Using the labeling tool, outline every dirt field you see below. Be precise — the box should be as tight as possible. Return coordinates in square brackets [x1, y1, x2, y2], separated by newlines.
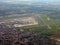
[0, 17, 38, 27]
[13, 17, 38, 27]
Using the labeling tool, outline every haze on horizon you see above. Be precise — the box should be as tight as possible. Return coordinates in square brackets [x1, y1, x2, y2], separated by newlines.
[0, 0, 60, 4]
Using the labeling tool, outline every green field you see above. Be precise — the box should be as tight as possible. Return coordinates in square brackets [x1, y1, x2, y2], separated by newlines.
[0, 14, 60, 34]
[1, 14, 60, 31]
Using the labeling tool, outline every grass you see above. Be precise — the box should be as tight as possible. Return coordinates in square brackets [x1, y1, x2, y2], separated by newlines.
[12, 14, 60, 33]
[1, 13, 60, 34]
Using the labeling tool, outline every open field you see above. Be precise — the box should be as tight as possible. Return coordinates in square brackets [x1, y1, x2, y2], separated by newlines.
[0, 14, 60, 38]
[0, 14, 60, 30]
[0, 14, 49, 32]
[13, 17, 38, 27]
[0, 17, 38, 27]
[35, 14, 60, 39]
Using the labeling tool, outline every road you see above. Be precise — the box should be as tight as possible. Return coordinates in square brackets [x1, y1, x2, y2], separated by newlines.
[35, 15, 51, 29]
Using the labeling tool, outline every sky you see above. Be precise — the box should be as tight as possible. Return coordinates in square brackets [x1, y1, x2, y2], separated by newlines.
[0, 0, 60, 2]
[0, 0, 60, 4]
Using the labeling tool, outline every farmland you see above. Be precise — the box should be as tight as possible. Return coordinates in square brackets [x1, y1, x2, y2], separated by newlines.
[0, 0, 60, 45]
[0, 13, 60, 34]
